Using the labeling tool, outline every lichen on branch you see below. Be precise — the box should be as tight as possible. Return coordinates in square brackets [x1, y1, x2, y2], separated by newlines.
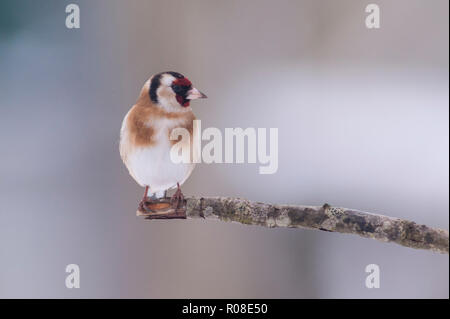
[138, 196, 449, 254]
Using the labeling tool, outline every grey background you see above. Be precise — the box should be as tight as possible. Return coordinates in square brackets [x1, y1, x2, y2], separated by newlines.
[0, 0, 448, 298]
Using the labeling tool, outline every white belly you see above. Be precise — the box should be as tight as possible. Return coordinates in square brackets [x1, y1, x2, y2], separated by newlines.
[126, 141, 195, 192]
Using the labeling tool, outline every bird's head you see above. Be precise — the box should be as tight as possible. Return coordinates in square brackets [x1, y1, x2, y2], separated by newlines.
[148, 71, 207, 112]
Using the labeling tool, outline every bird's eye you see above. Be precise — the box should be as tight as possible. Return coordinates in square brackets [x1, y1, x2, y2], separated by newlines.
[171, 84, 189, 96]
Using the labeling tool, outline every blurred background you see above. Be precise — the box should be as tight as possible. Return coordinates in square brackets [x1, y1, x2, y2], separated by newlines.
[0, 0, 448, 298]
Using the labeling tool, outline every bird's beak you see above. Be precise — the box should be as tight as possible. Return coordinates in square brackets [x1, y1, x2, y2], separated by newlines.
[186, 87, 207, 100]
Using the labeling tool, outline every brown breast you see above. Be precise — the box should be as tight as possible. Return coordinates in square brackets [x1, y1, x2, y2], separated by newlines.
[126, 100, 195, 148]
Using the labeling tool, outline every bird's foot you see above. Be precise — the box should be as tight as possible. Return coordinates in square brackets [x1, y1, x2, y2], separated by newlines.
[170, 184, 184, 209]
[136, 185, 186, 219]
[138, 197, 157, 213]
[170, 183, 186, 218]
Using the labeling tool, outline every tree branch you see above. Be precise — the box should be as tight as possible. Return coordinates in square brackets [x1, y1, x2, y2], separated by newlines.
[137, 196, 449, 254]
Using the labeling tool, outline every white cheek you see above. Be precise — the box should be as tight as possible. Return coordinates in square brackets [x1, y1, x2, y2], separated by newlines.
[158, 92, 178, 110]
[156, 87, 192, 112]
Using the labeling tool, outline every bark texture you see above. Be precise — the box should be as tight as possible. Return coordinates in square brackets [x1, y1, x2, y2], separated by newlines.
[138, 196, 449, 254]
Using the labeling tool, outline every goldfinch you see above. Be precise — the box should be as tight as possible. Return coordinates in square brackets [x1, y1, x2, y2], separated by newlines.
[120, 71, 207, 212]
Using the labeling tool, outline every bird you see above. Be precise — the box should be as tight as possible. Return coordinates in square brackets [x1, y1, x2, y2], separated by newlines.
[119, 71, 207, 215]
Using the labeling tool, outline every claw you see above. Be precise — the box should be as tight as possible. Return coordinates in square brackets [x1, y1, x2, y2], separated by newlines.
[138, 185, 186, 218]
[139, 198, 156, 213]
[170, 182, 185, 209]
[138, 186, 156, 213]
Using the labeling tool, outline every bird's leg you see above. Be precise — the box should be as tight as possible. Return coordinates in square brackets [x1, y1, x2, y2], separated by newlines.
[170, 182, 185, 209]
[137, 185, 186, 219]
[139, 186, 155, 212]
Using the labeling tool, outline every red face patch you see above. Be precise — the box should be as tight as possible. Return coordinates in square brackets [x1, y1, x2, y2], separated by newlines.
[173, 77, 192, 87]
[176, 95, 190, 107]
[172, 77, 192, 107]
